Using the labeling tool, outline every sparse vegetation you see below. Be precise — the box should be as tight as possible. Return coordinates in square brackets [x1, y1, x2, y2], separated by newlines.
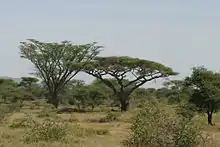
[9, 115, 37, 129]
[0, 40, 220, 147]
[99, 111, 121, 122]
[23, 119, 68, 143]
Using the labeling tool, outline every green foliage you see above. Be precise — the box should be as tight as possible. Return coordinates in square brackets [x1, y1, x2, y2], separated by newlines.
[18, 77, 39, 89]
[68, 85, 89, 110]
[86, 85, 107, 110]
[185, 66, 220, 125]
[0, 78, 36, 105]
[20, 39, 102, 108]
[67, 82, 106, 111]
[23, 119, 68, 143]
[18, 77, 44, 99]
[175, 102, 197, 120]
[123, 100, 202, 147]
[154, 80, 192, 104]
[186, 66, 220, 112]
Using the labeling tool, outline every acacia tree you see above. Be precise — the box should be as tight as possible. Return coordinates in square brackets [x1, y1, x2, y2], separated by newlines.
[78, 56, 177, 112]
[185, 66, 220, 125]
[20, 39, 102, 108]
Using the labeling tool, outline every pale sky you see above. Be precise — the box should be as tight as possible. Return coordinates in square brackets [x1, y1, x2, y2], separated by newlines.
[1, 0, 220, 87]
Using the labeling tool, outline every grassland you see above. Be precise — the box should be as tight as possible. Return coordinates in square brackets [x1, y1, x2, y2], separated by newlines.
[1, 103, 220, 147]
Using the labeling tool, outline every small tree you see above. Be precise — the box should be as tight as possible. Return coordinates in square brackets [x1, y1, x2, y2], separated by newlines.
[67, 84, 106, 111]
[79, 56, 177, 111]
[185, 66, 220, 125]
[69, 85, 89, 111]
[87, 85, 107, 111]
[20, 39, 102, 108]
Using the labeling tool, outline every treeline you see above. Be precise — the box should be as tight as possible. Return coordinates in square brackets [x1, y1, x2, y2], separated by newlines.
[1, 39, 220, 125]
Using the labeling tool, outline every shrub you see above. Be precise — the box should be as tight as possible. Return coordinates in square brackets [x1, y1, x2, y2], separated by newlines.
[23, 119, 68, 143]
[175, 102, 197, 120]
[42, 103, 56, 110]
[92, 128, 109, 135]
[68, 114, 79, 123]
[99, 111, 120, 123]
[123, 100, 202, 147]
[37, 106, 57, 118]
[70, 124, 109, 137]
[9, 115, 37, 129]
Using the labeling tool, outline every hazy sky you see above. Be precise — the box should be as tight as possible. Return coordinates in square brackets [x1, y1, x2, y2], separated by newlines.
[1, 0, 220, 87]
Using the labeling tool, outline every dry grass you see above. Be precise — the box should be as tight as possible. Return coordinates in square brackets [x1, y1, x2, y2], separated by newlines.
[0, 107, 130, 147]
[0, 105, 220, 147]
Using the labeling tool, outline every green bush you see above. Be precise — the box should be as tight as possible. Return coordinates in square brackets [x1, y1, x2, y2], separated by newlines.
[23, 119, 68, 143]
[123, 100, 202, 147]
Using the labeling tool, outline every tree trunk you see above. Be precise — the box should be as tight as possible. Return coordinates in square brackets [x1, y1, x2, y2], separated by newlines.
[48, 92, 59, 108]
[117, 92, 130, 112]
[3, 95, 6, 103]
[120, 99, 129, 112]
[207, 111, 213, 125]
[91, 105, 94, 112]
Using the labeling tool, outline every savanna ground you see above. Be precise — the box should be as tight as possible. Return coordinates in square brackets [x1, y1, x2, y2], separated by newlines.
[1, 101, 220, 147]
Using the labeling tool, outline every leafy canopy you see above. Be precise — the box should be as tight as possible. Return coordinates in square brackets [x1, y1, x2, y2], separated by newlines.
[82, 56, 178, 94]
[185, 66, 220, 113]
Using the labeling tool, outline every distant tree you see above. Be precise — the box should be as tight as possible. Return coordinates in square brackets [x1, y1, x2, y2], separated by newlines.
[91, 78, 123, 107]
[133, 88, 147, 98]
[91, 78, 117, 96]
[145, 88, 156, 96]
[0, 79, 17, 103]
[20, 39, 102, 108]
[86, 85, 107, 111]
[69, 85, 89, 111]
[18, 77, 39, 91]
[163, 80, 192, 104]
[155, 87, 169, 99]
[60, 79, 85, 104]
[185, 66, 220, 125]
[66, 81, 106, 111]
[77, 56, 177, 111]
[0, 79, 34, 104]
[0, 79, 17, 86]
